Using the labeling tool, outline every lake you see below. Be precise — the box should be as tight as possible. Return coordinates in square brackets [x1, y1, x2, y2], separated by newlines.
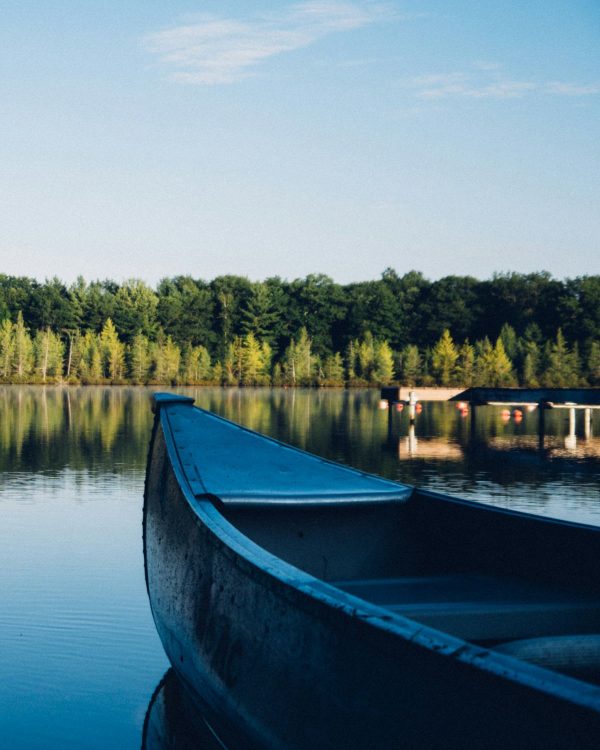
[1, 385, 598, 748]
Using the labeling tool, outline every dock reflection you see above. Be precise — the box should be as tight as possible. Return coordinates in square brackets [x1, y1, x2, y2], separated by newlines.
[142, 670, 230, 750]
[384, 404, 600, 465]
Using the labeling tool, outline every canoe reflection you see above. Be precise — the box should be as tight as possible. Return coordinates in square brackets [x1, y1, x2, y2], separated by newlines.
[142, 669, 230, 750]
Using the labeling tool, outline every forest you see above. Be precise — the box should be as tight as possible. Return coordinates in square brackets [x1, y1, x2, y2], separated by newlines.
[0, 270, 598, 387]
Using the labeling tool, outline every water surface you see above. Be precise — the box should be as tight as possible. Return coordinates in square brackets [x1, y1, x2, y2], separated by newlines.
[1, 386, 598, 748]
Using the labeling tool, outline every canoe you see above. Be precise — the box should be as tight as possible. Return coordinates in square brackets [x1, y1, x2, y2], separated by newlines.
[143, 393, 600, 749]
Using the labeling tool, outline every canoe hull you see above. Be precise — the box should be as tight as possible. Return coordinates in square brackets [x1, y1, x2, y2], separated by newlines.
[144, 403, 600, 749]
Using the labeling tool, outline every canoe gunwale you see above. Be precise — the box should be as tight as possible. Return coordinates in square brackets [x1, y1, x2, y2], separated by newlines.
[145, 395, 600, 729]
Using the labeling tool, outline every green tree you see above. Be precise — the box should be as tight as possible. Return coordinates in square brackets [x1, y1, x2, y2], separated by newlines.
[490, 337, 516, 386]
[240, 283, 280, 342]
[474, 336, 515, 386]
[499, 323, 518, 362]
[13, 312, 34, 380]
[283, 328, 314, 386]
[181, 345, 212, 384]
[241, 333, 271, 385]
[129, 332, 151, 383]
[100, 318, 125, 381]
[112, 279, 158, 343]
[357, 332, 375, 381]
[456, 341, 475, 386]
[399, 345, 421, 386]
[322, 352, 345, 385]
[587, 341, 600, 385]
[431, 330, 458, 386]
[0, 319, 15, 380]
[345, 340, 359, 382]
[541, 329, 578, 387]
[520, 340, 540, 387]
[157, 276, 216, 349]
[34, 328, 64, 382]
[373, 341, 394, 384]
[76, 331, 103, 382]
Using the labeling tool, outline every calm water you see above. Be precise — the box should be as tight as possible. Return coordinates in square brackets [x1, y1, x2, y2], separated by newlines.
[1, 385, 598, 748]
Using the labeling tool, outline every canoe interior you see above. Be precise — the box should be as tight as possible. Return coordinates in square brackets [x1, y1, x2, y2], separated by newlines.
[222, 494, 600, 670]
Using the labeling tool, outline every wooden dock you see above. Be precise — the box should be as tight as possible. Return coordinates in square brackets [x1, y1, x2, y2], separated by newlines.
[449, 388, 600, 409]
[450, 387, 599, 446]
[380, 386, 599, 447]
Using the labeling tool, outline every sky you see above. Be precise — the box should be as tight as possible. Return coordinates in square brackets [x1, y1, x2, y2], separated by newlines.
[1, 1, 599, 286]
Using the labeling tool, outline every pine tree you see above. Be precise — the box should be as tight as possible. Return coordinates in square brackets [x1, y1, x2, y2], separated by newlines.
[357, 332, 375, 381]
[241, 333, 265, 385]
[100, 318, 125, 381]
[294, 328, 314, 385]
[12, 312, 34, 380]
[240, 284, 278, 341]
[77, 330, 103, 382]
[520, 340, 540, 387]
[456, 341, 475, 386]
[345, 340, 358, 383]
[400, 345, 421, 386]
[322, 352, 345, 385]
[34, 328, 64, 382]
[588, 341, 600, 385]
[474, 337, 494, 386]
[0, 319, 15, 380]
[162, 336, 181, 384]
[431, 329, 458, 386]
[499, 323, 518, 362]
[181, 345, 212, 384]
[261, 341, 272, 383]
[490, 337, 516, 386]
[129, 332, 151, 383]
[541, 329, 576, 387]
[373, 341, 394, 384]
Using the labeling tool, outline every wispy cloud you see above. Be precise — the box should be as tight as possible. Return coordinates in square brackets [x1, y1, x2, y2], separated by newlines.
[544, 81, 600, 96]
[145, 2, 394, 85]
[405, 65, 598, 101]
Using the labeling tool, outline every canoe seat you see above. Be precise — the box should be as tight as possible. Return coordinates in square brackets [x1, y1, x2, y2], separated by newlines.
[495, 635, 600, 684]
[334, 574, 600, 642]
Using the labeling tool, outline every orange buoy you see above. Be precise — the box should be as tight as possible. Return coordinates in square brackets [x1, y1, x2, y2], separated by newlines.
[378, 400, 389, 410]
[501, 409, 511, 421]
[459, 407, 469, 417]
[395, 402, 404, 412]
[415, 403, 423, 413]
[513, 409, 523, 421]
[457, 401, 467, 410]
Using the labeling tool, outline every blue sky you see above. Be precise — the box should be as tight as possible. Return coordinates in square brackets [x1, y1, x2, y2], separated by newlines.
[1, 1, 598, 285]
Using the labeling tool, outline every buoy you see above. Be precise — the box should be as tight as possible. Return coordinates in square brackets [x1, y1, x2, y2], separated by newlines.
[378, 400, 389, 410]
[513, 409, 523, 421]
[415, 403, 423, 414]
[501, 409, 511, 421]
[526, 404, 537, 412]
[395, 402, 404, 412]
[457, 401, 467, 410]
[459, 407, 469, 418]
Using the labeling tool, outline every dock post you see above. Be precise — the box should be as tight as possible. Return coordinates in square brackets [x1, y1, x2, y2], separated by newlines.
[408, 391, 417, 424]
[538, 401, 546, 451]
[584, 408, 592, 439]
[565, 407, 577, 450]
[407, 423, 418, 456]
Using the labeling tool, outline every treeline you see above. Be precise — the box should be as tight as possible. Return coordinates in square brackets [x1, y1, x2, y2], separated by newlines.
[0, 270, 599, 386]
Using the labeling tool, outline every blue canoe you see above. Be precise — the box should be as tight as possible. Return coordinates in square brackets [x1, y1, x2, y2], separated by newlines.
[144, 394, 600, 749]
